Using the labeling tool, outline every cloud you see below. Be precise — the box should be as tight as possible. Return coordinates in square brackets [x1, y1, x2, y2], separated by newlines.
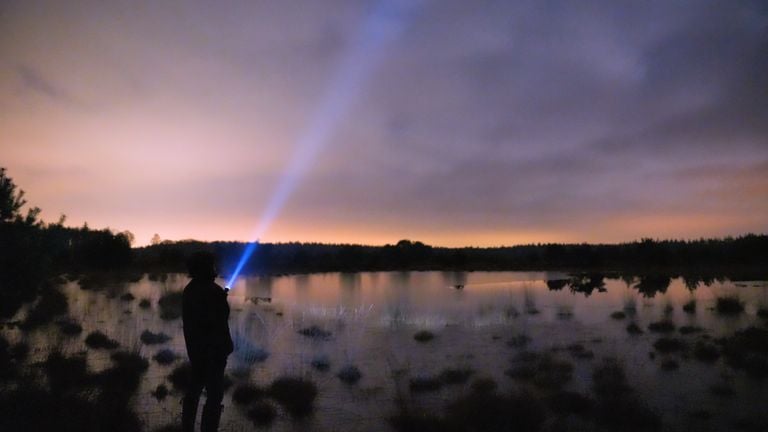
[1, 0, 766, 244]
[16, 65, 74, 104]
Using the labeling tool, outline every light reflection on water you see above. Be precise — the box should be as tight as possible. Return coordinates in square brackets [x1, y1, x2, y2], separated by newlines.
[16, 272, 768, 430]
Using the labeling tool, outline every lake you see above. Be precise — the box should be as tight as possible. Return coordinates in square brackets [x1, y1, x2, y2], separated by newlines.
[6, 271, 768, 431]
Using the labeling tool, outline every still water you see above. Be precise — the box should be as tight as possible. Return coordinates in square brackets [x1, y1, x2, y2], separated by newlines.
[20, 272, 768, 430]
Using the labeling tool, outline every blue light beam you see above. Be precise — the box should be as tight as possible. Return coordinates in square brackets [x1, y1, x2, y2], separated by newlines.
[226, 1, 423, 288]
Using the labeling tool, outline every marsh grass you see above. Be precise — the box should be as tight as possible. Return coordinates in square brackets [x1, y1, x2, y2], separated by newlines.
[232, 383, 264, 405]
[679, 325, 703, 335]
[506, 352, 574, 390]
[0, 347, 146, 432]
[566, 343, 595, 360]
[337, 365, 362, 384]
[715, 296, 744, 315]
[56, 317, 83, 336]
[647, 320, 675, 333]
[310, 354, 330, 371]
[85, 331, 120, 349]
[438, 367, 474, 385]
[413, 330, 435, 343]
[158, 291, 183, 320]
[626, 322, 644, 335]
[610, 311, 627, 320]
[653, 338, 687, 353]
[547, 390, 595, 416]
[267, 376, 318, 418]
[693, 341, 720, 363]
[152, 384, 169, 401]
[720, 326, 768, 377]
[20, 287, 68, 330]
[168, 362, 194, 392]
[506, 334, 531, 348]
[297, 325, 332, 340]
[592, 359, 661, 431]
[409, 375, 443, 393]
[140, 330, 171, 345]
[247, 400, 277, 426]
[153, 348, 177, 365]
[682, 299, 696, 314]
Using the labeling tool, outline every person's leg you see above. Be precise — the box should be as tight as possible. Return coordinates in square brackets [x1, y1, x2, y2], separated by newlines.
[182, 365, 205, 432]
[201, 359, 227, 432]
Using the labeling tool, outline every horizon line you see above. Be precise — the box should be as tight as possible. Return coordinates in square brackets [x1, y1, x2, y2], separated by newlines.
[134, 232, 767, 250]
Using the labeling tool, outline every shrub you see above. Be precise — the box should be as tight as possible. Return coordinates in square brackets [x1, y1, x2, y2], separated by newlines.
[140, 330, 171, 345]
[268, 376, 318, 418]
[85, 331, 119, 349]
[715, 296, 744, 315]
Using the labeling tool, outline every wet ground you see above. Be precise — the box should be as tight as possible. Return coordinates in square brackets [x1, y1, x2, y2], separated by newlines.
[3, 271, 768, 431]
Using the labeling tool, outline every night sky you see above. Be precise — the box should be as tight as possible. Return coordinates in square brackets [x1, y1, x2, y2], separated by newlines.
[1, 0, 766, 246]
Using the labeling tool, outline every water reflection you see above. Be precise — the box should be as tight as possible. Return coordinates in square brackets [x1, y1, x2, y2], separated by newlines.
[5, 271, 768, 431]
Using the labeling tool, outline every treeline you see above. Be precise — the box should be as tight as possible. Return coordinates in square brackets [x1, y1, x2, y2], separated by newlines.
[0, 168, 131, 317]
[3, 165, 767, 317]
[135, 235, 768, 280]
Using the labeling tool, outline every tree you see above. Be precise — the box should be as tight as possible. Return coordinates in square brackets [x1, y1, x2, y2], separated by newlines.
[122, 230, 135, 246]
[0, 167, 40, 225]
[0, 167, 27, 222]
[151, 233, 162, 245]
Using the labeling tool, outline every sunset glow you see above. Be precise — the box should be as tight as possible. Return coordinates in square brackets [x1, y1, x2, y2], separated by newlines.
[1, 1, 766, 246]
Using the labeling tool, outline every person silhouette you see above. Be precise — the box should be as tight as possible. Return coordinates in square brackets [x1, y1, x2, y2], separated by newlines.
[181, 251, 234, 432]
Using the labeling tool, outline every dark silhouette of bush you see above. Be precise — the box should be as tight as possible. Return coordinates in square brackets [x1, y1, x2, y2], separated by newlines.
[44, 352, 91, 396]
[721, 327, 768, 377]
[0, 168, 131, 318]
[568, 274, 607, 296]
[389, 410, 446, 432]
[85, 331, 120, 349]
[693, 341, 720, 363]
[20, 286, 68, 329]
[153, 349, 177, 365]
[592, 359, 661, 431]
[679, 325, 703, 335]
[0, 349, 144, 432]
[297, 325, 332, 339]
[626, 323, 644, 335]
[546, 279, 568, 291]
[168, 362, 194, 392]
[648, 320, 675, 333]
[635, 276, 671, 298]
[716, 296, 744, 315]
[547, 391, 595, 416]
[682, 299, 696, 314]
[247, 400, 277, 426]
[140, 330, 171, 345]
[409, 375, 443, 393]
[233, 384, 263, 405]
[653, 338, 686, 353]
[413, 330, 435, 342]
[158, 291, 183, 320]
[445, 389, 546, 432]
[439, 367, 474, 385]
[506, 352, 574, 390]
[310, 354, 331, 371]
[56, 318, 83, 336]
[267, 376, 318, 418]
[337, 365, 362, 384]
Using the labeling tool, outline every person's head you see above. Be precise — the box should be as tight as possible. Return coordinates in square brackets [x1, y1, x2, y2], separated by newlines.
[186, 251, 218, 280]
